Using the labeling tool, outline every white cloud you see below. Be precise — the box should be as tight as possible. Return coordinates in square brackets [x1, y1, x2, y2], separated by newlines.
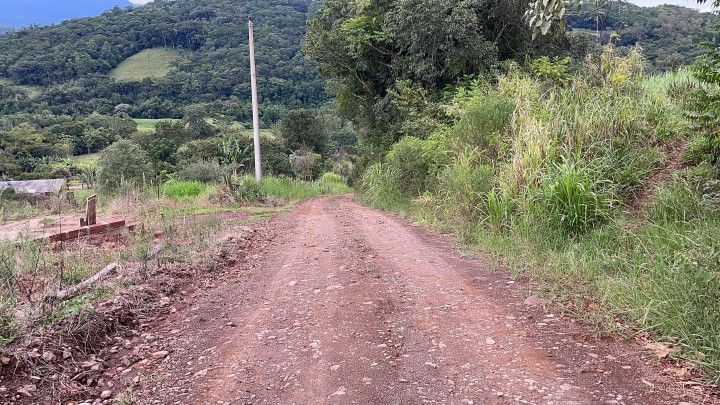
[628, 0, 715, 12]
[128, 0, 153, 4]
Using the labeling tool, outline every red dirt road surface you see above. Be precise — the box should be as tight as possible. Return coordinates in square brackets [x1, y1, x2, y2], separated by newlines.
[133, 196, 708, 404]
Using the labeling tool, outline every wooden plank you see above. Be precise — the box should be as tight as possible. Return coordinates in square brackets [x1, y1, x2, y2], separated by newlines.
[85, 195, 97, 226]
[43, 220, 127, 243]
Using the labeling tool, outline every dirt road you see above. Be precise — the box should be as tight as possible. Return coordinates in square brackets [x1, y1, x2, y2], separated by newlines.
[133, 196, 698, 404]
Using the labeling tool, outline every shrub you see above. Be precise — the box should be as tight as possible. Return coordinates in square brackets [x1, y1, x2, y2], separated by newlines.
[176, 138, 223, 164]
[316, 172, 352, 194]
[433, 150, 494, 223]
[220, 133, 291, 176]
[233, 176, 265, 202]
[179, 160, 224, 183]
[97, 140, 152, 190]
[358, 163, 407, 211]
[447, 92, 514, 158]
[537, 159, 615, 236]
[386, 137, 432, 197]
[331, 159, 354, 179]
[289, 149, 323, 180]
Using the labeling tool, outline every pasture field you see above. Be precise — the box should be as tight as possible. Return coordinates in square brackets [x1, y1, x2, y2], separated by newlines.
[110, 48, 186, 82]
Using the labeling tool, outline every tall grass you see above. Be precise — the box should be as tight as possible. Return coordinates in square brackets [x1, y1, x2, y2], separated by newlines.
[358, 48, 720, 382]
[259, 173, 351, 200]
[161, 180, 210, 199]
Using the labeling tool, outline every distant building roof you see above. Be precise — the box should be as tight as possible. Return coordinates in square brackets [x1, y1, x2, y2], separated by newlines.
[0, 179, 66, 194]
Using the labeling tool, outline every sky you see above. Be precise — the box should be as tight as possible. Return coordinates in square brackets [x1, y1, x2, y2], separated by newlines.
[631, 0, 715, 11]
[125, 0, 716, 11]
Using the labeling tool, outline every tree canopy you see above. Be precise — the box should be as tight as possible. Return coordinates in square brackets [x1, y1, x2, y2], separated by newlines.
[0, 0, 327, 121]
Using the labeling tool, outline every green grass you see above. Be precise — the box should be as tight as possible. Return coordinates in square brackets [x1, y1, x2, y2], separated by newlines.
[160, 180, 211, 200]
[0, 77, 41, 98]
[259, 173, 351, 200]
[133, 118, 181, 133]
[110, 48, 186, 82]
[71, 152, 101, 167]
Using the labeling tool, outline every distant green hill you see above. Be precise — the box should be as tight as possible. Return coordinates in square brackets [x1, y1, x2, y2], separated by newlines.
[0, 0, 327, 121]
[567, 1, 716, 70]
[110, 48, 187, 82]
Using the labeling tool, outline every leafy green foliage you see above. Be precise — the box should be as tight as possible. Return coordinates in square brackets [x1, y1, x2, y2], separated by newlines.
[278, 109, 327, 153]
[0, 0, 327, 119]
[178, 160, 224, 183]
[566, 2, 716, 71]
[305, 0, 582, 160]
[536, 159, 615, 236]
[97, 140, 151, 190]
[386, 137, 432, 197]
[358, 48, 720, 381]
[289, 150, 322, 180]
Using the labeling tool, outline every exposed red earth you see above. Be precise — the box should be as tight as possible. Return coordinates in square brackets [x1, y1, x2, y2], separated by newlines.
[120, 196, 715, 405]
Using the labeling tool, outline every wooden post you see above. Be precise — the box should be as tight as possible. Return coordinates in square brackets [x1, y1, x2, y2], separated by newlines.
[85, 195, 97, 226]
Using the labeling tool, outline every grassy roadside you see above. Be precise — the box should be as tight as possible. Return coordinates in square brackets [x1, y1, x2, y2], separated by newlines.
[0, 174, 351, 346]
[356, 51, 720, 383]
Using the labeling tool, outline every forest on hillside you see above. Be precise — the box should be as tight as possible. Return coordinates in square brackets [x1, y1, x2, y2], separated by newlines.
[0, 0, 326, 120]
[567, 1, 717, 70]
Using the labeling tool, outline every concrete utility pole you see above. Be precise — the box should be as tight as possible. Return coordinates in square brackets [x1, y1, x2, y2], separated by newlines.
[248, 17, 263, 183]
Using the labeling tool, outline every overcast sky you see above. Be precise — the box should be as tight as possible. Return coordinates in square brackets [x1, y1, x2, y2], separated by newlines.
[631, 0, 715, 11]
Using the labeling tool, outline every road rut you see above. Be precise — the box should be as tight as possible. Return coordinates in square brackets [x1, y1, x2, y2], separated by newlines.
[135, 196, 697, 404]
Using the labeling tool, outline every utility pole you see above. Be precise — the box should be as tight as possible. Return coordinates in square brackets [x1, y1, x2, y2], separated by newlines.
[248, 17, 262, 183]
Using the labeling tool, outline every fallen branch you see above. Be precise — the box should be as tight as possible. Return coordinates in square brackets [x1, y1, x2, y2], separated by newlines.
[44, 243, 163, 303]
[147, 243, 163, 260]
[47, 263, 119, 302]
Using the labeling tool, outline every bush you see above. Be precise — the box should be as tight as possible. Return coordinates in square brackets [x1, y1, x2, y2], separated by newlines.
[289, 150, 322, 180]
[316, 172, 352, 194]
[433, 150, 494, 224]
[233, 176, 265, 202]
[176, 138, 223, 164]
[386, 137, 432, 197]
[161, 180, 208, 199]
[97, 140, 152, 190]
[537, 159, 615, 236]
[220, 133, 292, 176]
[446, 92, 514, 157]
[358, 163, 407, 211]
[178, 160, 224, 183]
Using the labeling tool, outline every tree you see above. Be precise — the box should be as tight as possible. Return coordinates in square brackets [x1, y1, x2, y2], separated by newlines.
[305, 0, 579, 161]
[278, 109, 327, 154]
[526, 0, 716, 38]
[97, 140, 152, 190]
